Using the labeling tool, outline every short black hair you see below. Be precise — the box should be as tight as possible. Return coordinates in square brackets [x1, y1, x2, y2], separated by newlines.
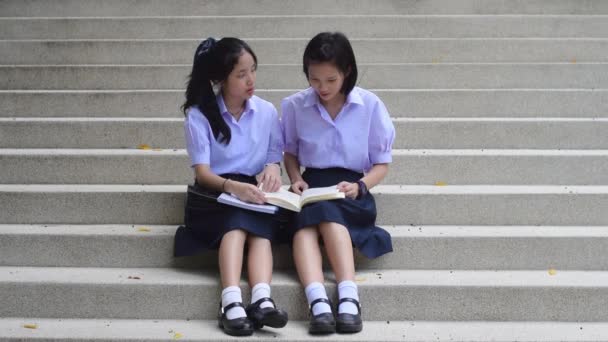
[303, 32, 358, 95]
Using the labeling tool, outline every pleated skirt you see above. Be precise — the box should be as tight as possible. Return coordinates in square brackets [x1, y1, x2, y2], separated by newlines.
[290, 167, 393, 259]
[174, 174, 288, 257]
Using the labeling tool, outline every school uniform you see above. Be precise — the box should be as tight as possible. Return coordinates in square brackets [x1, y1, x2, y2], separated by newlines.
[174, 94, 285, 257]
[281, 86, 395, 258]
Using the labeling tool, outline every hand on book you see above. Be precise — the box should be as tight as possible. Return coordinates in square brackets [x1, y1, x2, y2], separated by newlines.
[230, 181, 266, 204]
[337, 181, 359, 199]
[290, 180, 309, 195]
[257, 164, 281, 192]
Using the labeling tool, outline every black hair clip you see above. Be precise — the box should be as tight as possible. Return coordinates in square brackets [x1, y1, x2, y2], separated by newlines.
[195, 37, 217, 59]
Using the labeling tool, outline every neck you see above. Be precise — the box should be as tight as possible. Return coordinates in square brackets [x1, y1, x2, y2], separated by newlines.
[320, 93, 346, 118]
[223, 95, 246, 117]
[320, 93, 346, 109]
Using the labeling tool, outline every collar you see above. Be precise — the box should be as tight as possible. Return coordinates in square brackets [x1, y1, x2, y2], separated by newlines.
[217, 94, 256, 118]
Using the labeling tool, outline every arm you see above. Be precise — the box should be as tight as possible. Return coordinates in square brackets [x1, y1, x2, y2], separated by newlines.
[194, 164, 266, 204]
[280, 98, 308, 195]
[361, 163, 389, 189]
[257, 105, 283, 192]
[337, 163, 388, 199]
[184, 109, 266, 204]
[284, 152, 308, 195]
[338, 95, 395, 199]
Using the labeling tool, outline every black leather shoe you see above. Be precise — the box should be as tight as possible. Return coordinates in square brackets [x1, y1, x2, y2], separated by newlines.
[217, 302, 254, 336]
[336, 298, 363, 333]
[308, 298, 336, 334]
[246, 297, 288, 329]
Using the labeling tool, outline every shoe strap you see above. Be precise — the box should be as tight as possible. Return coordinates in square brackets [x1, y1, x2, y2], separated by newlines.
[338, 297, 362, 314]
[250, 297, 276, 310]
[222, 301, 245, 314]
[309, 297, 332, 313]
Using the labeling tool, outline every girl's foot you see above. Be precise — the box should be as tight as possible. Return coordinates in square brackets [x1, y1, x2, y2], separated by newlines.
[246, 297, 288, 329]
[217, 302, 254, 336]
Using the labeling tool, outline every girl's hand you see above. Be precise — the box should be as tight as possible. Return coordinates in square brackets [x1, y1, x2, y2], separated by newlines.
[337, 181, 359, 199]
[257, 164, 282, 192]
[230, 181, 266, 204]
[290, 180, 309, 195]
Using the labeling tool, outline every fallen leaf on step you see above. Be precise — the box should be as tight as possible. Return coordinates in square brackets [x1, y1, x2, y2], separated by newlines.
[23, 324, 37, 329]
[136, 226, 151, 232]
[548, 268, 557, 276]
[570, 58, 577, 64]
[173, 332, 183, 339]
[128, 276, 141, 280]
[434, 181, 447, 186]
[137, 144, 152, 150]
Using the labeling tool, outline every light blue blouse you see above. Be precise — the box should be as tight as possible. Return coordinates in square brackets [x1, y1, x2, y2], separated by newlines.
[281, 87, 395, 173]
[184, 94, 283, 176]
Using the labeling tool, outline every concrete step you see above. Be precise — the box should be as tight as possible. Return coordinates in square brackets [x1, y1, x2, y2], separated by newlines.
[2, 89, 607, 118]
[2, 63, 607, 90]
[4, 0, 608, 16]
[0, 184, 607, 225]
[3, 267, 608, 321]
[1, 149, 607, 185]
[2, 318, 608, 341]
[2, 16, 608, 40]
[3, 39, 606, 65]
[3, 224, 608, 271]
[396, 117, 608, 149]
[3, 117, 607, 149]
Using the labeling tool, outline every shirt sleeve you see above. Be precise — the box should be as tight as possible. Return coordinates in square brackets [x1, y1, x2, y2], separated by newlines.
[265, 105, 284, 164]
[280, 98, 299, 156]
[368, 97, 395, 164]
[184, 108, 211, 167]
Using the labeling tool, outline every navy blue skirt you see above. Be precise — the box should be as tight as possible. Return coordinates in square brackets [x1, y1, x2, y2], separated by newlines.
[174, 174, 288, 257]
[291, 167, 393, 259]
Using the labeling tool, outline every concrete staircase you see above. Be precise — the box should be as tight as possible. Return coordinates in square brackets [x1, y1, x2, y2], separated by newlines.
[1, 1, 608, 340]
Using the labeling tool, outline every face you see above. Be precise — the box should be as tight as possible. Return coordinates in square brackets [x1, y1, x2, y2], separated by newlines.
[307, 62, 346, 105]
[222, 51, 257, 103]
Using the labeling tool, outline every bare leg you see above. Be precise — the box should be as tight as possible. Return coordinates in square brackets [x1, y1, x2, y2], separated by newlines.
[318, 222, 355, 282]
[218, 229, 247, 288]
[293, 226, 333, 320]
[318, 222, 361, 322]
[245, 235, 289, 328]
[292, 226, 324, 286]
[246, 235, 273, 286]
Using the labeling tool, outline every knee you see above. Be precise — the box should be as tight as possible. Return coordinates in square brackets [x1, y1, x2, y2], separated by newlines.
[294, 226, 319, 241]
[318, 222, 348, 237]
[221, 228, 247, 243]
[246, 234, 270, 247]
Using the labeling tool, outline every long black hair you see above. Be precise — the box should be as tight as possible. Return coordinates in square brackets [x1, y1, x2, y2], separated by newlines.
[303, 32, 358, 96]
[182, 37, 258, 144]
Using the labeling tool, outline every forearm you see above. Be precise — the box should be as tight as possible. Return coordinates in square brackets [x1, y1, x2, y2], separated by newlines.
[193, 164, 239, 193]
[283, 153, 303, 184]
[360, 163, 389, 189]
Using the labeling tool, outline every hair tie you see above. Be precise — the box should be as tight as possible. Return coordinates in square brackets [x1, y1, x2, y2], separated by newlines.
[195, 37, 217, 61]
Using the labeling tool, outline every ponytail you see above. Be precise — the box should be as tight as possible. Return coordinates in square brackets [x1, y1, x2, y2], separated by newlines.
[182, 37, 231, 144]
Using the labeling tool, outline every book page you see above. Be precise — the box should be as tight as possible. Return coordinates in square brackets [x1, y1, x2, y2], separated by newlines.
[300, 185, 345, 207]
[264, 188, 301, 212]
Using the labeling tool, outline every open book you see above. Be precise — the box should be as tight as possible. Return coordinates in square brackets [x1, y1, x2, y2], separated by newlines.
[264, 185, 345, 212]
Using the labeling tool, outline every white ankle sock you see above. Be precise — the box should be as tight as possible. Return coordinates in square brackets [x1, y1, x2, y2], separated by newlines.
[305, 282, 332, 316]
[337, 280, 359, 315]
[251, 283, 274, 309]
[221, 286, 247, 320]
